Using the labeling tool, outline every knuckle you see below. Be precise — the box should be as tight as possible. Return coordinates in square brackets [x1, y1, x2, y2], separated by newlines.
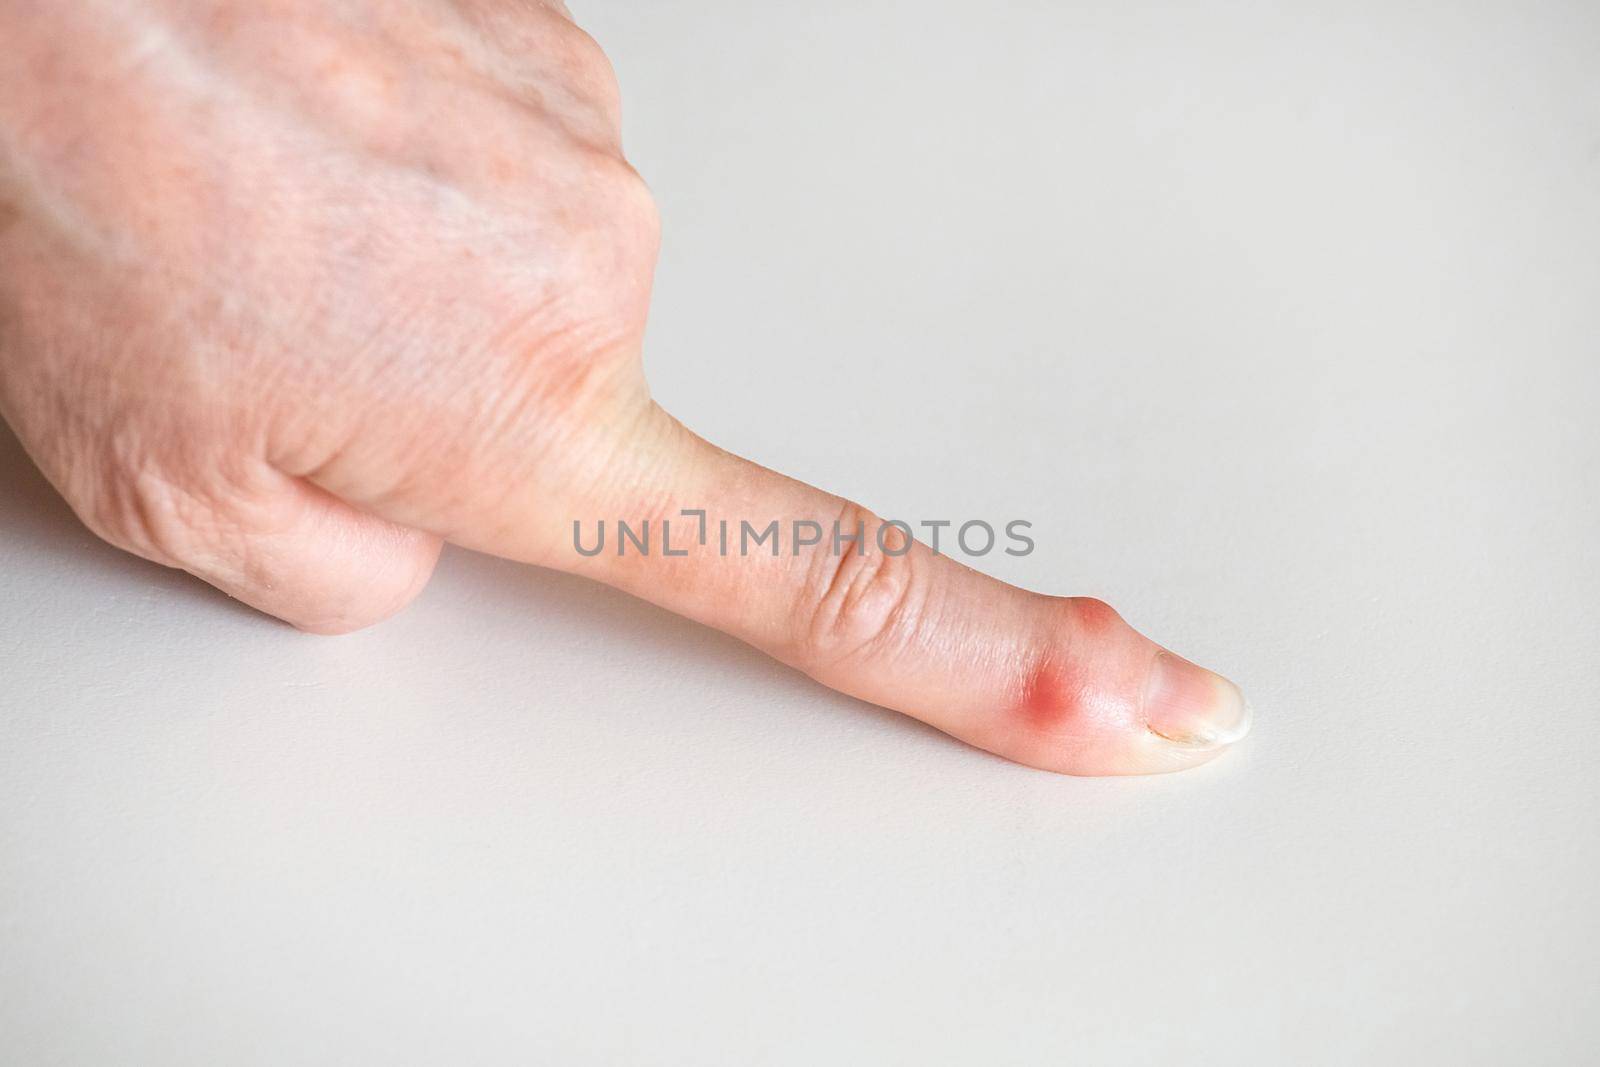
[75, 427, 228, 569]
[86, 464, 210, 567]
[569, 150, 660, 257]
[610, 159, 661, 244]
[794, 504, 922, 674]
[563, 23, 624, 113]
[1069, 596, 1123, 631]
[523, 152, 657, 352]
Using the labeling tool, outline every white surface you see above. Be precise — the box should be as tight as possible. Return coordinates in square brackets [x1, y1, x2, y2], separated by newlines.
[3, 2, 1598, 1062]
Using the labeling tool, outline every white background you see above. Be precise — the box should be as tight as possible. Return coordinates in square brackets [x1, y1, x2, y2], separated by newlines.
[3, 1, 1597, 1062]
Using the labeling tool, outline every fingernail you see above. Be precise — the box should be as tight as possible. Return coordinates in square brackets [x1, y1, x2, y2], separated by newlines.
[1142, 651, 1252, 749]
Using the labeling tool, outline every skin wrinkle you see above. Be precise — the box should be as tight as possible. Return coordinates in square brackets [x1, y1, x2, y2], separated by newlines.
[797, 502, 906, 671]
[846, 522, 926, 668]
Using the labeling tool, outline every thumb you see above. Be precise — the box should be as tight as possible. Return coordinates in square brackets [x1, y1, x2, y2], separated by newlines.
[459, 405, 1252, 777]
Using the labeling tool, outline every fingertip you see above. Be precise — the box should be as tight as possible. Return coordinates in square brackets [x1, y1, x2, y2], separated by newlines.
[988, 600, 1252, 776]
[1142, 651, 1253, 750]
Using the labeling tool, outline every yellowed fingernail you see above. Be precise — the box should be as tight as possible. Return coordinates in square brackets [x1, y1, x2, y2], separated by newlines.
[1143, 651, 1252, 749]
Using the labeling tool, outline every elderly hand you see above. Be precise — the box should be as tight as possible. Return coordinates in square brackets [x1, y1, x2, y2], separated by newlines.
[0, 0, 1249, 774]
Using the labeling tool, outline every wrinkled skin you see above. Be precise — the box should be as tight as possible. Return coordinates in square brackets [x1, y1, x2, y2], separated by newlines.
[0, 0, 1250, 775]
[0, 0, 656, 612]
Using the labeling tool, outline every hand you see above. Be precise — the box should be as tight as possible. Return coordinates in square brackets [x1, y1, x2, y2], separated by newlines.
[0, 0, 1250, 774]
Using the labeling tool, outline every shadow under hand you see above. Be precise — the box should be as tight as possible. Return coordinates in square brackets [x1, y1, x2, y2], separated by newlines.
[427, 545, 921, 736]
